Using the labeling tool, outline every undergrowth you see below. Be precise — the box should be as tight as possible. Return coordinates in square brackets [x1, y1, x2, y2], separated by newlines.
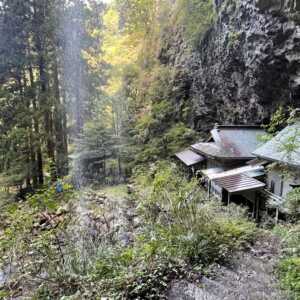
[0, 163, 258, 299]
[273, 223, 300, 299]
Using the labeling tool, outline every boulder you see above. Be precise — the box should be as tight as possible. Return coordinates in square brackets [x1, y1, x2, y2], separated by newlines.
[168, 280, 219, 300]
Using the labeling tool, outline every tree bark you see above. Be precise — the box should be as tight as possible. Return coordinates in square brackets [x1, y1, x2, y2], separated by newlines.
[17, 74, 32, 187]
[53, 55, 67, 177]
[29, 63, 44, 185]
[33, 0, 55, 162]
[38, 53, 55, 161]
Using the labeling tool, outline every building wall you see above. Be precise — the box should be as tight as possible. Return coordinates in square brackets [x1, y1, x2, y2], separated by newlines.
[267, 168, 300, 198]
[206, 158, 245, 170]
[206, 159, 224, 170]
[210, 181, 222, 199]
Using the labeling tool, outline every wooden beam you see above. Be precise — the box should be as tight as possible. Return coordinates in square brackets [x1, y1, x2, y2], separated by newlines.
[275, 207, 279, 224]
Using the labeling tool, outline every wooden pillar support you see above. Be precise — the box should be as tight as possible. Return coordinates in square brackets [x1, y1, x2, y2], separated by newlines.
[227, 192, 231, 206]
[275, 207, 279, 224]
[255, 196, 260, 222]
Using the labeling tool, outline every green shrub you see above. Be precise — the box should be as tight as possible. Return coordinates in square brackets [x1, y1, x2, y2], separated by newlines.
[120, 259, 186, 300]
[274, 223, 300, 298]
[134, 161, 257, 265]
[278, 257, 300, 298]
[163, 122, 198, 154]
[285, 188, 300, 220]
[1, 164, 258, 299]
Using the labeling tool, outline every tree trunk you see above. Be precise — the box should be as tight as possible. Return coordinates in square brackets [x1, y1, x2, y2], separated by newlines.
[33, 0, 55, 162]
[53, 55, 67, 177]
[62, 91, 69, 175]
[38, 53, 55, 161]
[30, 131, 38, 188]
[18, 74, 32, 187]
[29, 63, 44, 185]
[23, 69, 38, 187]
[118, 155, 122, 182]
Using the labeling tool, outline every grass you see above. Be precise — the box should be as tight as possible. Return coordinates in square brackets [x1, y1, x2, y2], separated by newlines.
[100, 184, 128, 199]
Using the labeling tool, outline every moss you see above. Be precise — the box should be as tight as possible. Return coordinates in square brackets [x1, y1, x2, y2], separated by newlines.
[174, 0, 216, 45]
[227, 31, 242, 47]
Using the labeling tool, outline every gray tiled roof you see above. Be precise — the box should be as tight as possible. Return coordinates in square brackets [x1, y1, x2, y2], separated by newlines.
[253, 122, 300, 167]
[191, 126, 265, 160]
[211, 126, 265, 158]
[191, 142, 233, 159]
[175, 149, 205, 166]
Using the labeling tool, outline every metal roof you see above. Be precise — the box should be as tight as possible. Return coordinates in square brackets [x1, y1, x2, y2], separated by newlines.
[191, 142, 232, 159]
[213, 174, 265, 193]
[191, 126, 265, 160]
[215, 125, 263, 129]
[175, 149, 205, 166]
[211, 126, 265, 158]
[253, 122, 300, 167]
[207, 165, 265, 180]
[201, 167, 225, 177]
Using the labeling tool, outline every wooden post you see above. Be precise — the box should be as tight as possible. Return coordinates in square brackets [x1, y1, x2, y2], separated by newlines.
[208, 180, 211, 199]
[255, 197, 260, 222]
[275, 207, 279, 224]
[227, 192, 231, 206]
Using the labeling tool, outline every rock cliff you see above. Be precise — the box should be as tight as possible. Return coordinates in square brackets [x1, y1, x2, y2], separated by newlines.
[159, 0, 300, 132]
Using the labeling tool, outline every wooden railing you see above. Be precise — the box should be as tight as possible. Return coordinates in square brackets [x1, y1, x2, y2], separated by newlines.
[261, 189, 288, 214]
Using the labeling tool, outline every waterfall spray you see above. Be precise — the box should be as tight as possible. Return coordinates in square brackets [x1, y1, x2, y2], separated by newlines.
[59, 1, 92, 261]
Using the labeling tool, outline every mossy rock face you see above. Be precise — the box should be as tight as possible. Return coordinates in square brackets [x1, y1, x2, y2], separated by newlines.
[155, 0, 300, 133]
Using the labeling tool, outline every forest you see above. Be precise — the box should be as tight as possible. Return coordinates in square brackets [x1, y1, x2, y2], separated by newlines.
[0, 0, 299, 299]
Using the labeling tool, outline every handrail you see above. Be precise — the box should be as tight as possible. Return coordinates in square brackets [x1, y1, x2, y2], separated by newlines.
[261, 189, 288, 213]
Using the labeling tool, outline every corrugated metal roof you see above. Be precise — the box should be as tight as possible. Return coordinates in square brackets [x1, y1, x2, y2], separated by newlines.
[253, 122, 300, 167]
[175, 149, 205, 166]
[208, 165, 265, 180]
[213, 174, 265, 193]
[191, 126, 265, 160]
[201, 167, 225, 177]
